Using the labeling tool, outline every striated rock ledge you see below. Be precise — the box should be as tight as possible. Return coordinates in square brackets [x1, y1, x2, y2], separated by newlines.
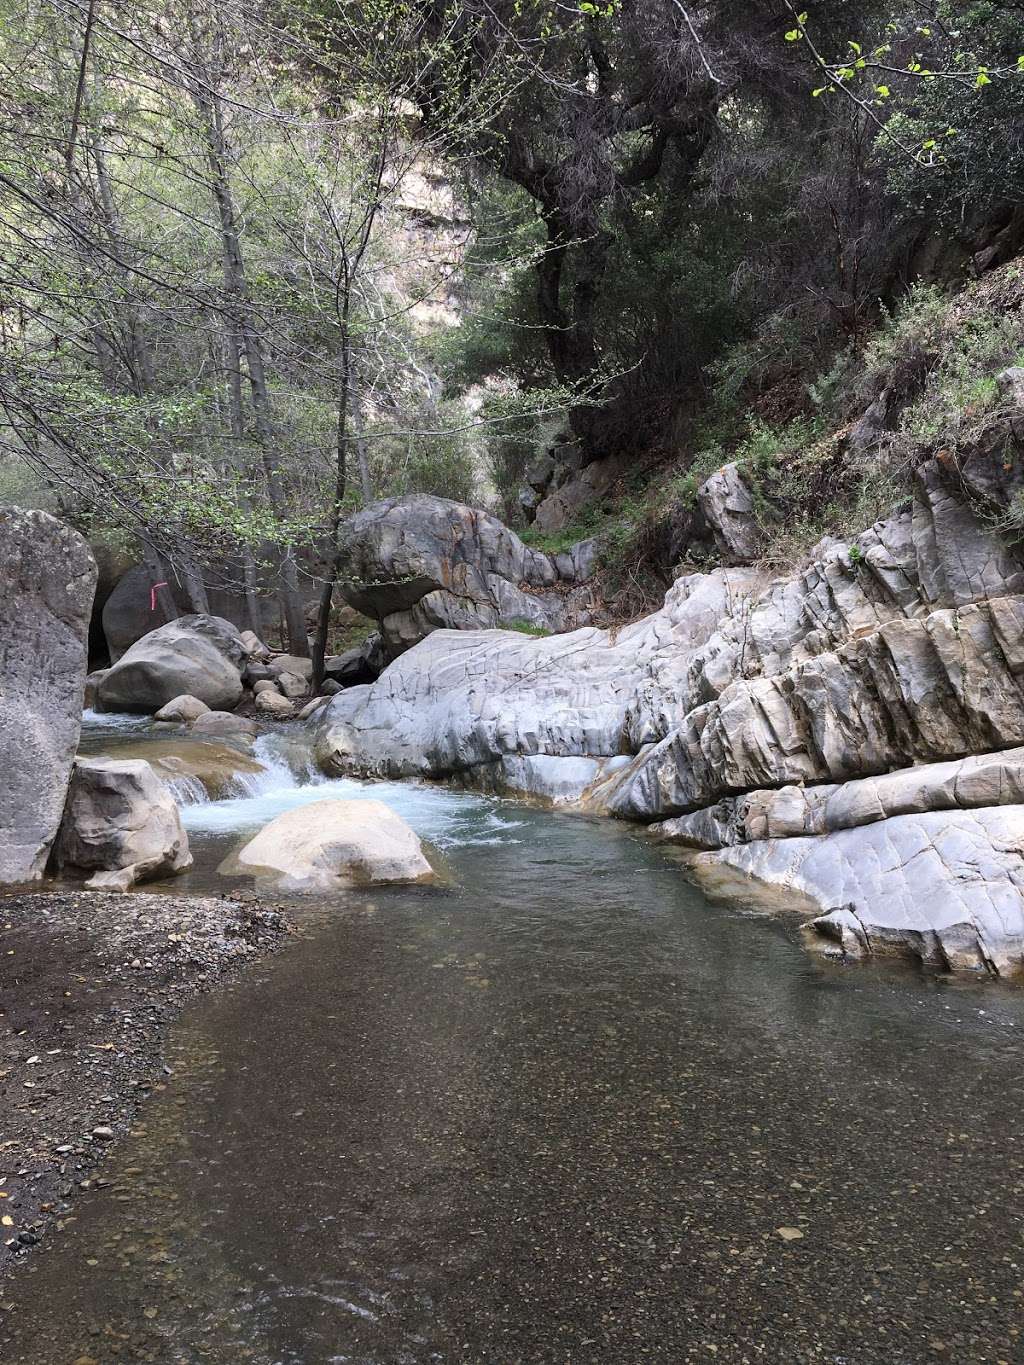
[314, 450, 1024, 974]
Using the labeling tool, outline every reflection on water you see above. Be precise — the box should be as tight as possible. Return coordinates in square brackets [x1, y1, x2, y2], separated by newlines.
[5, 715, 1024, 1361]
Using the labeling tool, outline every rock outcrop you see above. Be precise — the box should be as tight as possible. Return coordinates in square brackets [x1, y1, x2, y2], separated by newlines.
[311, 449, 1024, 973]
[679, 807, 1024, 975]
[0, 508, 97, 884]
[338, 494, 598, 658]
[56, 757, 192, 890]
[97, 614, 245, 713]
[220, 798, 433, 890]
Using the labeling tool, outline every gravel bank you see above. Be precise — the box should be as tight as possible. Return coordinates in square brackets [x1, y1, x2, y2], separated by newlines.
[0, 891, 288, 1277]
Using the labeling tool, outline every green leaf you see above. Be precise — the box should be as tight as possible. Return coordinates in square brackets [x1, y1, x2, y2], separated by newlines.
[785, 29, 801, 41]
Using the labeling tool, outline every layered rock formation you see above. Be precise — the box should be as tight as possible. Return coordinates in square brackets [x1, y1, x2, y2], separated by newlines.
[313, 452, 1024, 973]
[0, 508, 96, 884]
[338, 494, 599, 658]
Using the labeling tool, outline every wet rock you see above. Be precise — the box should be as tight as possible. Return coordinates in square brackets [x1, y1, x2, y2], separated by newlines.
[190, 711, 258, 739]
[0, 507, 97, 884]
[683, 806, 1024, 975]
[97, 615, 245, 714]
[220, 798, 433, 890]
[153, 694, 209, 725]
[56, 757, 192, 889]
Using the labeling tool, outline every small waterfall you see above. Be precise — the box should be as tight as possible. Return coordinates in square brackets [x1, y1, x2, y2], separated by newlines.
[164, 773, 211, 806]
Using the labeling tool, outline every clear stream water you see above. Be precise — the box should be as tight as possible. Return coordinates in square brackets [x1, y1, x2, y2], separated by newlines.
[4, 717, 1024, 1363]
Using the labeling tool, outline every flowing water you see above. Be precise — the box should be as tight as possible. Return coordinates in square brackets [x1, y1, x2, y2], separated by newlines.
[4, 717, 1024, 1362]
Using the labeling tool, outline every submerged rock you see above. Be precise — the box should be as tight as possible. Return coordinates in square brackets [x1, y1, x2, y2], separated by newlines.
[98, 614, 245, 713]
[221, 798, 433, 890]
[0, 507, 97, 884]
[56, 757, 192, 890]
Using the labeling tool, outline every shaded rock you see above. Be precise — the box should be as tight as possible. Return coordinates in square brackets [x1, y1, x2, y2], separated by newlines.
[243, 662, 275, 686]
[101, 565, 169, 663]
[253, 679, 279, 695]
[254, 690, 294, 717]
[56, 757, 191, 889]
[532, 451, 625, 533]
[682, 806, 1024, 975]
[0, 508, 96, 884]
[84, 669, 109, 712]
[220, 798, 433, 890]
[239, 630, 270, 659]
[320, 679, 343, 697]
[154, 694, 209, 725]
[98, 615, 244, 714]
[191, 710, 258, 738]
[696, 463, 761, 564]
[277, 670, 308, 700]
[298, 697, 329, 721]
[268, 653, 312, 680]
[337, 494, 596, 657]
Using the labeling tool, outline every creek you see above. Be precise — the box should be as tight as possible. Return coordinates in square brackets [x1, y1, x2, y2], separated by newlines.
[4, 715, 1024, 1363]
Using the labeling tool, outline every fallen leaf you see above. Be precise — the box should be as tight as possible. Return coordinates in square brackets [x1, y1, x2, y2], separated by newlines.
[776, 1226, 804, 1242]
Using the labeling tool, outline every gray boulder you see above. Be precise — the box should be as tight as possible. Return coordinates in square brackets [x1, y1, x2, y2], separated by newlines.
[338, 494, 597, 658]
[55, 756, 192, 891]
[97, 614, 245, 713]
[0, 508, 97, 884]
[254, 690, 294, 717]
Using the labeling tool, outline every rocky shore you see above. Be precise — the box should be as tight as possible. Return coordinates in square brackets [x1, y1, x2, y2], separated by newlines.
[0, 891, 288, 1278]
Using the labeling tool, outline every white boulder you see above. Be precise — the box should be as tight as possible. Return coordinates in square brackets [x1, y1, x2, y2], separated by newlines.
[220, 798, 433, 890]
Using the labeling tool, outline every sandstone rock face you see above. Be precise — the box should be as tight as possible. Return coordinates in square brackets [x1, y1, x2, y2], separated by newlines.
[338, 494, 598, 658]
[221, 798, 433, 890]
[56, 757, 192, 890]
[154, 694, 210, 725]
[97, 614, 245, 713]
[0, 508, 97, 884]
[681, 807, 1024, 975]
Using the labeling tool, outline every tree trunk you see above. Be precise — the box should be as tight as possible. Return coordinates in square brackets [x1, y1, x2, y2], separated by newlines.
[197, 78, 309, 655]
[311, 327, 353, 692]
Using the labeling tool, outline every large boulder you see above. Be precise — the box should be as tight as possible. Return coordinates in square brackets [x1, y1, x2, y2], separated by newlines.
[0, 508, 97, 884]
[220, 798, 433, 890]
[81, 737, 265, 802]
[97, 614, 245, 713]
[338, 494, 597, 658]
[55, 757, 192, 890]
